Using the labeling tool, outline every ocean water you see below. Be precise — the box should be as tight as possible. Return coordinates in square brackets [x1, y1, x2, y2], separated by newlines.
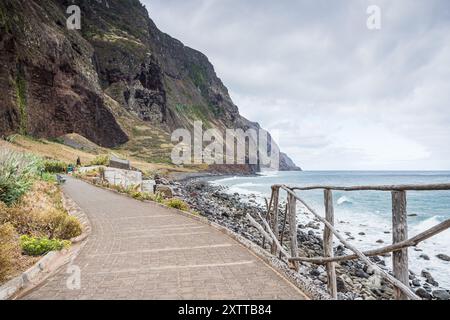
[211, 171, 450, 288]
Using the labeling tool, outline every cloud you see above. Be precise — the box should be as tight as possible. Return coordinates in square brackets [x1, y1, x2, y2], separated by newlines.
[143, 0, 450, 170]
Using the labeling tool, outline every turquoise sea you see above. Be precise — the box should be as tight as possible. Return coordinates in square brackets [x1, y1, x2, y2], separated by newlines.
[211, 171, 450, 288]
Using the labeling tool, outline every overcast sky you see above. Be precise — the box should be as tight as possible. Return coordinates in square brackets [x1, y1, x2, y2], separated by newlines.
[142, 0, 450, 170]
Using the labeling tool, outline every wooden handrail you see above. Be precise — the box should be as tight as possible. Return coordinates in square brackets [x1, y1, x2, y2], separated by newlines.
[274, 183, 450, 192]
[247, 213, 291, 259]
[289, 219, 450, 264]
[278, 185, 421, 300]
[249, 183, 450, 300]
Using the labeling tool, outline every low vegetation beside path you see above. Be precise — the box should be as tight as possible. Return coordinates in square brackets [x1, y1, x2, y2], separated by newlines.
[75, 168, 192, 213]
[0, 149, 82, 284]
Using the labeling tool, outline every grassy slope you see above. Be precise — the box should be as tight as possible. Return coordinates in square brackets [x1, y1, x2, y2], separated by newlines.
[1, 135, 204, 176]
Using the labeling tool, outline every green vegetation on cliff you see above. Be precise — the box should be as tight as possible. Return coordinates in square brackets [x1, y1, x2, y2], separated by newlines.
[15, 72, 28, 136]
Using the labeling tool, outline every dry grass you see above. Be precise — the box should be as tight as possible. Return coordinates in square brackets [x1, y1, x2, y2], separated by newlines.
[2, 136, 98, 165]
[0, 222, 39, 284]
[0, 181, 82, 240]
[0, 223, 19, 282]
[2, 135, 201, 175]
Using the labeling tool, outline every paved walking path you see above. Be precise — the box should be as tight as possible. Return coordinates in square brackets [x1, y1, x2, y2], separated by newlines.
[23, 178, 306, 300]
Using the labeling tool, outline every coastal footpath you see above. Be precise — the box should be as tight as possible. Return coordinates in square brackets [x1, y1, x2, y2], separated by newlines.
[19, 177, 307, 300]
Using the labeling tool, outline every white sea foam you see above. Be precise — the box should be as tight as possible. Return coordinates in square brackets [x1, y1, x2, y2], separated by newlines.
[337, 196, 353, 205]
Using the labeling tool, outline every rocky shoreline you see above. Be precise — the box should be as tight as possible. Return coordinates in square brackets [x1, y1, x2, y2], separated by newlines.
[171, 178, 450, 300]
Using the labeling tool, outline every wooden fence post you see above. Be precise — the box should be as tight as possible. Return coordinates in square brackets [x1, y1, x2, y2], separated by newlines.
[324, 189, 338, 299]
[288, 192, 299, 270]
[392, 191, 410, 300]
[271, 187, 280, 255]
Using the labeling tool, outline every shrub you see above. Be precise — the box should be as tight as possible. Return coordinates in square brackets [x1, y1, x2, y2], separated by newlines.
[0, 223, 19, 282]
[0, 150, 43, 205]
[43, 159, 67, 173]
[20, 235, 70, 256]
[54, 215, 82, 240]
[40, 208, 82, 240]
[0, 203, 82, 240]
[0, 203, 42, 236]
[130, 191, 153, 201]
[165, 198, 189, 211]
[41, 172, 57, 183]
[89, 155, 110, 166]
[153, 192, 164, 204]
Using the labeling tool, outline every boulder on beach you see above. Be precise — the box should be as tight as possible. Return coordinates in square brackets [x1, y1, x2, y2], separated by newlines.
[421, 270, 439, 287]
[155, 185, 174, 198]
[436, 254, 450, 262]
[336, 276, 347, 293]
[415, 288, 432, 300]
[432, 289, 450, 300]
[412, 279, 421, 287]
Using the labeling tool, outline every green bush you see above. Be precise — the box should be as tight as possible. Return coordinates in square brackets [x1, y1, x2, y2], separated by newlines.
[41, 172, 57, 183]
[0, 150, 43, 205]
[153, 192, 164, 204]
[0, 223, 19, 282]
[89, 155, 110, 166]
[43, 159, 67, 173]
[165, 198, 189, 211]
[130, 191, 153, 201]
[20, 235, 70, 256]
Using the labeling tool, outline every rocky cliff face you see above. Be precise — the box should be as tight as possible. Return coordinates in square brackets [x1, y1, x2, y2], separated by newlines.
[0, 0, 300, 170]
[0, 0, 128, 147]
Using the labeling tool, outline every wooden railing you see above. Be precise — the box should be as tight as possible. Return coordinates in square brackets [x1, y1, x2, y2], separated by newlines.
[246, 183, 450, 300]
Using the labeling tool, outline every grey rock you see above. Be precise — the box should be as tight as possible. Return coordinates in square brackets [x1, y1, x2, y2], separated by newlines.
[310, 269, 321, 277]
[421, 270, 439, 287]
[318, 274, 328, 283]
[336, 276, 347, 293]
[155, 185, 174, 198]
[436, 254, 450, 262]
[432, 289, 450, 300]
[412, 279, 421, 287]
[355, 269, 370, 279]
[415, 288, 432, 300]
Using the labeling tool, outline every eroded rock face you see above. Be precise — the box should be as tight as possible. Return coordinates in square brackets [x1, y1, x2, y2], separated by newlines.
[0, 0, 301, 170]
[0, 0, 128, 147]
